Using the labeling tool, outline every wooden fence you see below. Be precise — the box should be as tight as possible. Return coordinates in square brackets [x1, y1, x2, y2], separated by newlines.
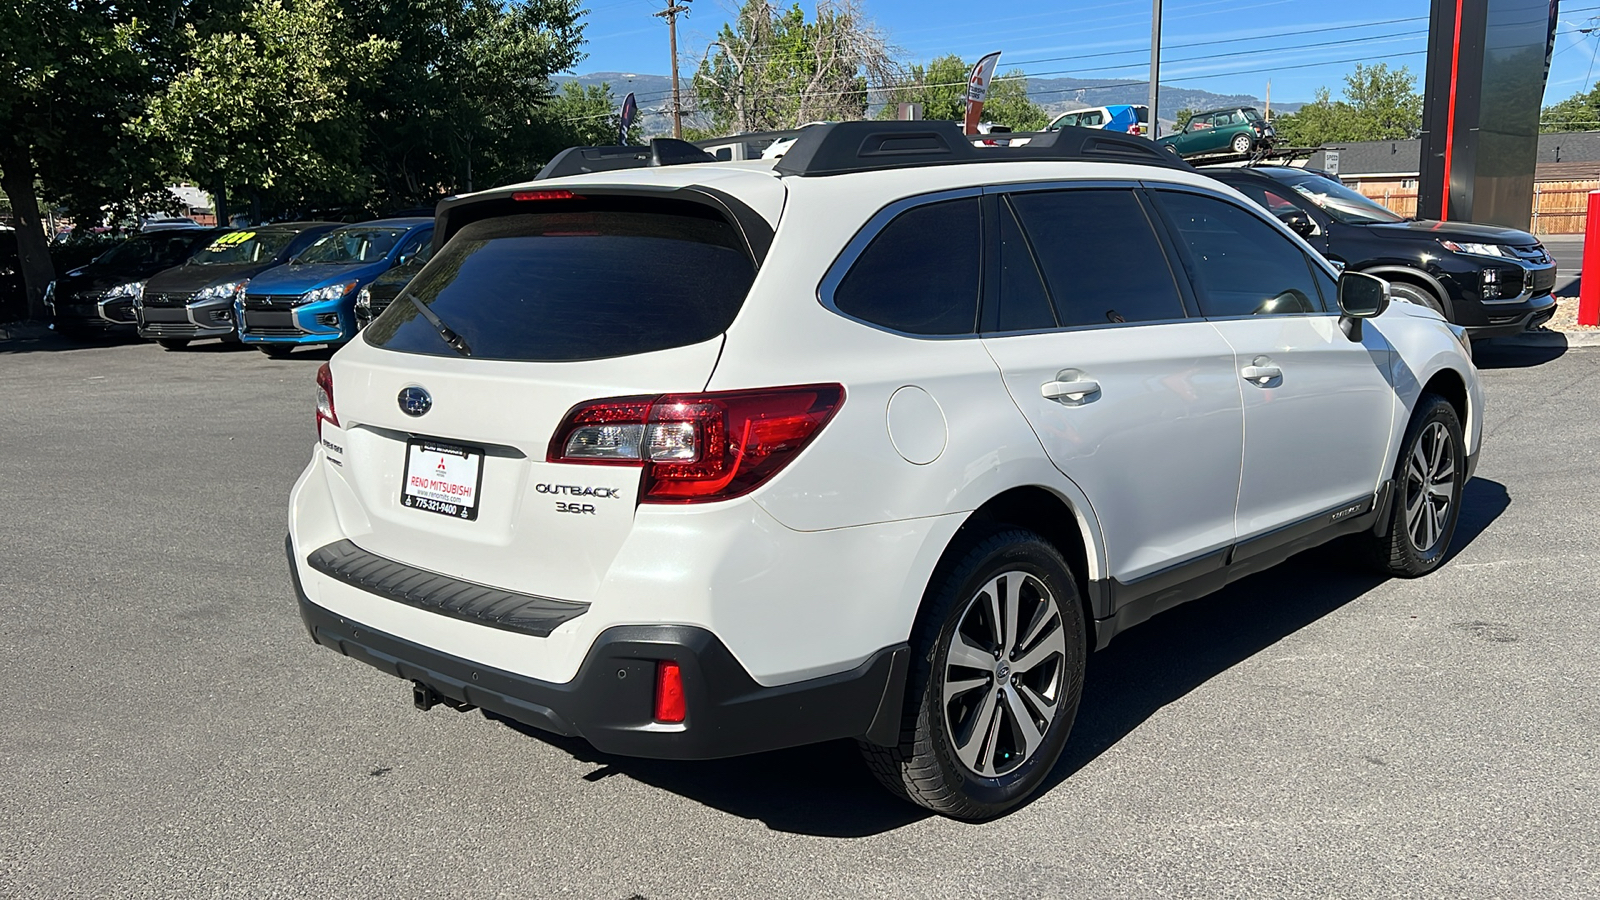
[1353, 181, 1600, 234]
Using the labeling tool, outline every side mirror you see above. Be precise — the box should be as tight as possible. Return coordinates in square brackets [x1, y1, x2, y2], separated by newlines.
[1336, 271, 1390, 341]
[1277, 209, 1316, 238]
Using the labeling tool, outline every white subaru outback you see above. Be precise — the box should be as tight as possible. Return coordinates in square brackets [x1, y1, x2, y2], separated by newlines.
[287, 122, 1481, 820]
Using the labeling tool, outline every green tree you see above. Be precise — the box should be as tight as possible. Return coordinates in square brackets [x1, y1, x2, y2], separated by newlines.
[1271, 63, 1422, 146]
[694, 0, 898, 134]
[542, 82, 621, 149]
[140, 0, 395, 223]
[0, 0, 183, 317]
[1541, 84, 1600, 133]
[1172, 107, 1195, 130]
[348, 0, 586, 205]
[876, 55, 1048, 131]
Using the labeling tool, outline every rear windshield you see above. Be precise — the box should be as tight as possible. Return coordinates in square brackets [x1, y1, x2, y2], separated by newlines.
[364, 203, 756, 362]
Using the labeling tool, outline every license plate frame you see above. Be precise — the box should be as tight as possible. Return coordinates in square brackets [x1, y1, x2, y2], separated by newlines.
[400, 438, 485, 521]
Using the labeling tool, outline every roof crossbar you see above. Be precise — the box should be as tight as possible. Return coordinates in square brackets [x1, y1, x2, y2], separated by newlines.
[534, 138, 716, 181]
[772, 120, 1192, 177]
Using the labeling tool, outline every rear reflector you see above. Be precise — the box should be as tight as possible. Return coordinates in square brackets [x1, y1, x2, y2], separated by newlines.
[511, 189, 580, 202]
[548, 384, 845, 503]
[654, 660, 686, 723]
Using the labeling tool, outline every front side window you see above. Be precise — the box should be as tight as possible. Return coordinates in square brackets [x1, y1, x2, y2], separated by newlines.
[832, 197, 981, 336]
[1004, 189, 1188, 327]
[1154, 190, 1327, 318]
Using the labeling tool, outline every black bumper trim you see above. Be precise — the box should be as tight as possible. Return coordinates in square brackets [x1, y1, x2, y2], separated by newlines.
[289, 536, 910, 759]
[1465, 296, 1557, 338]
[307, 539, 588, 638]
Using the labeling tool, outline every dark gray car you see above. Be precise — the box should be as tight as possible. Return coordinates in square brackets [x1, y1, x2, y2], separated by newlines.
[137, 222, 338, 349]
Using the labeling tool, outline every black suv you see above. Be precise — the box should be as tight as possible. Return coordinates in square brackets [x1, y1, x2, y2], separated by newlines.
[48, 227, 233, 338]
[1205, 166, 1556, 338]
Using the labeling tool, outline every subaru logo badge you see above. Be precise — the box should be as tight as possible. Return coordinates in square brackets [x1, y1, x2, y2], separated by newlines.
[398, 386, 432, 417]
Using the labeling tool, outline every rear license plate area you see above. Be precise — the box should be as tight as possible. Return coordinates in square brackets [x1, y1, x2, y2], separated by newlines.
[401, 439, 484, 520]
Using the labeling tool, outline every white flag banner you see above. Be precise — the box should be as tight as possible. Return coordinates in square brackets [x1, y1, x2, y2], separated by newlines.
[963, 51, 1003, 136]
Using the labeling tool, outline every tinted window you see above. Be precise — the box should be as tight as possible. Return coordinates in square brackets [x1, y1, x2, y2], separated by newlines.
[996, 200, 1055, 331]
[1155, 190, 1326, 317]
[1006, 189, 1187, 326]
[833, 197, 981, 335]
[366, 204, 754, 361]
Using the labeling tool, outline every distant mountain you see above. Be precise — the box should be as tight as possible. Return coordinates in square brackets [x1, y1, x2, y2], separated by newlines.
[554, 72, 1303, 138]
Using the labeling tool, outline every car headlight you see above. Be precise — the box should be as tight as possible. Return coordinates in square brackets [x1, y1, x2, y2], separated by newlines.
[195, 279, 249, 302]
[355, 286, 372, 310]
[1440, 240, 1511, 259]
[104, 281, 145, 301]
[298, 280, 360, 306]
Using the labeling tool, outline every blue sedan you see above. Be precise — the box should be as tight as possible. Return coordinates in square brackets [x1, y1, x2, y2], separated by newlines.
[236, 217, 434, 356]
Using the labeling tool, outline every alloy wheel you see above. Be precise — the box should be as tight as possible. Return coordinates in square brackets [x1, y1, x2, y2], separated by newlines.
[1405, 421, 1456, 553]
[942, 571, 1066, 777]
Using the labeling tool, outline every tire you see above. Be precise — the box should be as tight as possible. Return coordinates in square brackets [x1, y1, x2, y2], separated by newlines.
[1388, 281, 1448, 318]
[1368, 394, 1465, 578]
[157, 338, 190, 351]
[859, 525, 1087, 820]
[1231, 133, 1253, 155]
[257, 344, 292, 358]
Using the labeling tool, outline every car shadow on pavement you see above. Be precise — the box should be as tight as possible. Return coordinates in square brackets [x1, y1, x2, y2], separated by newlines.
[1473, 335, 1568, 368]
[1043, 476, 1511, 795]
[487, 478, 1510, 835]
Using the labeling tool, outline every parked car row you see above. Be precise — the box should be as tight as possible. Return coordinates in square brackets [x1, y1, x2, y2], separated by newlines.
[44, 217, 434, 354]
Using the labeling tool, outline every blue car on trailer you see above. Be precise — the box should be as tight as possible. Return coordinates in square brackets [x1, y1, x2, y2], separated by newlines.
[236, 217, 434, 356]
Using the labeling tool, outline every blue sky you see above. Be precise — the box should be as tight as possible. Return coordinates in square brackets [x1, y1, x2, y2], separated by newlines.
[572, 0, 1600, 107]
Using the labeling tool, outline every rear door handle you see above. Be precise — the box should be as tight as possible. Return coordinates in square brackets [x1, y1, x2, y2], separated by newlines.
[1041, 373, 1101, 404]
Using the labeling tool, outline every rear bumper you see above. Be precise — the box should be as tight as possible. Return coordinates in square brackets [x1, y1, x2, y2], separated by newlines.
[289, 537, 910, 759]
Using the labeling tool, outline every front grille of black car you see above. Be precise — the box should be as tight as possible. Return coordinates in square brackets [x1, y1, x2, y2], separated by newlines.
[242, 293, 300, 311]
[1510, 244, 1551, 265]
[242, 309, 302, 336]
[1529, 266, 1557, 295]
[141, 291, 192, 308]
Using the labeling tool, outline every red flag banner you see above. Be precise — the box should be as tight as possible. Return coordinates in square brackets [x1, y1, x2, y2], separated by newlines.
[962, 52, 1003, 136]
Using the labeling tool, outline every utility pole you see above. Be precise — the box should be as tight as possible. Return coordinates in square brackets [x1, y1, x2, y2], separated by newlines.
[1148, 0, 1161, 139]
[655, 0, 693, 139]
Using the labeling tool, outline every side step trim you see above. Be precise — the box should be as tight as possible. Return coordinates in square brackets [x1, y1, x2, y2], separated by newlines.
[306, 539, 588, 638]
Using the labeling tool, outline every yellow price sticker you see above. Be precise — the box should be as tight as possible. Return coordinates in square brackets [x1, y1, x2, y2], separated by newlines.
[206, 231, 256, 251]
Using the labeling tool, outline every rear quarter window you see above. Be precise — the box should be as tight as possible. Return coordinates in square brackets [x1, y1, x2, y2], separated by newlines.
[829, 197, 982, 336]
[365, 202, 755, 362]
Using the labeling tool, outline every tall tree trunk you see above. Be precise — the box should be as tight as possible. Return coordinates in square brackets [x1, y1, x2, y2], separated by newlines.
[212, 176, 229, 226]
[0, 143, 57, 322]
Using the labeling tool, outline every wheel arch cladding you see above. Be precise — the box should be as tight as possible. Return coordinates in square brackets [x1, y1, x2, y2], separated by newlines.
[959, 486, 1095, 628]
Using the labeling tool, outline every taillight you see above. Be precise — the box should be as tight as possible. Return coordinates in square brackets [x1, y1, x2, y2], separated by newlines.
[654, 660, 685, 723]
[548, 384, 844, 504]
[315, 363, 338, 435]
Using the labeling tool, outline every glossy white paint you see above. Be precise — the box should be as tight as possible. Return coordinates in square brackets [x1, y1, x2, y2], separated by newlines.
[286, 152, 1483, 695]
[1209, 314, 1399, 539]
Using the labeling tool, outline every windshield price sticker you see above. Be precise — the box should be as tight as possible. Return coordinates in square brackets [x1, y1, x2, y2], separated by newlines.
[401, 439, 484, 520]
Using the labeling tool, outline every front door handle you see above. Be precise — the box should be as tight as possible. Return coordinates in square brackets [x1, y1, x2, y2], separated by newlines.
[1240, 360, 1282, 386]
[1042, 371, 1101, 404]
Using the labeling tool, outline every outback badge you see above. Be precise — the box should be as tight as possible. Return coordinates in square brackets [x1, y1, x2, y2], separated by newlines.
[398, 385, 432, 417]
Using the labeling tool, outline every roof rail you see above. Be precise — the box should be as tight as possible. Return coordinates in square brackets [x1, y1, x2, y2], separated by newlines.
[534, 138, 716, 180]
[773, 120, 1191, 177]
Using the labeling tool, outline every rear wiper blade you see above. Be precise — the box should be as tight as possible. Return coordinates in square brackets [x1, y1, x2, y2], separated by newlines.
[407, 293, 472, 356]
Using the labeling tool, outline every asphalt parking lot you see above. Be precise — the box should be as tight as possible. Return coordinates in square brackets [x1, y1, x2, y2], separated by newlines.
[2, 333, 1597, 899]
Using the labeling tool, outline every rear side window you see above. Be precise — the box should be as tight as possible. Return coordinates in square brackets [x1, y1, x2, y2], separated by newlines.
[831, 197, 981, 336]
[365, 203, 755, 361]
[1006, 189, 1187, 326]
